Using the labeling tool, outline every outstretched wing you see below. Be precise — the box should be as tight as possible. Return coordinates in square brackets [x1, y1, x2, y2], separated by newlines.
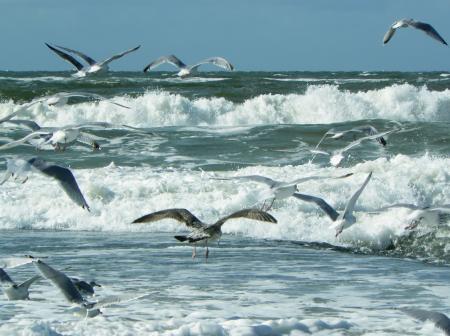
[54, 45, 97, 65]
[0, 131, 50, 150]
[18, 275, 41, 290]
[409, 21, 448, 45]
[400, 308, 450, 335]
[0, 268, 15, 285]
[28, 157, 90, 211]
[99, 45, 141, 66]
[132, 208, 204, 229]
[214, 208, 277, 227]
[293, 193, 339, 221]
[342, 172, 372, 219]
[189, 57, 234, 71]
[143, 55, 187, 72]
[383, 26, 397, 44]
[3, 119, 41, 131]
[45, 43, 84, 71]
[213, 175, 277, 187]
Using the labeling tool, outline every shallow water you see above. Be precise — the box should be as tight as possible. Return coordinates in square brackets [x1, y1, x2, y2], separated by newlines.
[0, 71, 449, 335]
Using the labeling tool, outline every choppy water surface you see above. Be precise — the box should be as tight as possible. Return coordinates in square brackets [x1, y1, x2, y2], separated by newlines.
[0, 71, 449, 335]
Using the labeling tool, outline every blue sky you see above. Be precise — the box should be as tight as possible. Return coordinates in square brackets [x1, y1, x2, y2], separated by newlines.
[1, 0, 449, 71]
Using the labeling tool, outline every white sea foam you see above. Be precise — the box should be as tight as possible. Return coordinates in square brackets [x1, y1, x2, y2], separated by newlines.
[0, 154, 448, 252]
[1, 84, 450, 128]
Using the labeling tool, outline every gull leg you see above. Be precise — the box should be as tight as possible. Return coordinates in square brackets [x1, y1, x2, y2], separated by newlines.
[260, 200, 267, 211]
[205, 240, 209, 260]
[192, 244, 196, 259]
[265, 198, 275, 211]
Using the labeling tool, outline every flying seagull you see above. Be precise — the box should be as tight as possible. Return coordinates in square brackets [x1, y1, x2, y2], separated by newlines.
[383, 19, 447, 45]
[132, 208, 277, 259]
[46, 43, 141, 77]
[33, 259, 148, 318]
[0, 92, 129, 125]
[372, 203, 450, 230]
[400, 308, 450, 335]
[0, 157, 90, 211]
[293, 172, 372, 237]
[213, 173, 352, 211]
[0, 122, 134, 151]
[0, 268, 41, 300]
[143, 55, 234, 77]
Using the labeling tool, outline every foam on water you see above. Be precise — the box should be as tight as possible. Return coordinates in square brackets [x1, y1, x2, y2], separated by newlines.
[1, 84, 450, 127]
[0, 154, 448, 262]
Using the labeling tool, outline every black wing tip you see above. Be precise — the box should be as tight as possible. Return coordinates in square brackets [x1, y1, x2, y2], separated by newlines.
[143, 65, 150, 73]
[174, 235, 188, 242]
[131, 216, 146, 224]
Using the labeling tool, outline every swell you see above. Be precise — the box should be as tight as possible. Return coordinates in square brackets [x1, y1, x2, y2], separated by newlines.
[1, 84, 449, 127]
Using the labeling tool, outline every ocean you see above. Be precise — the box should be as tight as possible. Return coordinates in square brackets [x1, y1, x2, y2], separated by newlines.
[0, 71, 449, 335]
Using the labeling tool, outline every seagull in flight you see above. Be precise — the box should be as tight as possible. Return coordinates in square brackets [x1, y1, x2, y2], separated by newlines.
[143, 55, 234, 77]
[0, 268, 41, 300]
[293, 172, 372, 237]
[213, 173, 353, 211]
[46, 43, 141, 77]
[0, 92, 129, 125]
[383, 19, 447, 45]
[372, 203, 450, 230]
[0, 157, 90, 211]
[132, 208, 277, 259]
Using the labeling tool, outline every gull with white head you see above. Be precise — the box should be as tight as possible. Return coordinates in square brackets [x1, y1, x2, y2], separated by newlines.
[46, 43, 140, 77]
[132, 208, 277, 259]
[293, 172, 372, 237]
[143, 55, 234, 78]
[383, 19, 447, 45]
[213, 172, 352, 211]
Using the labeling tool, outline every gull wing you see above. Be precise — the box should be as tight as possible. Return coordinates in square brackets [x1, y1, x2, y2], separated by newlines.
[0, 131, 50, 150]
[45, 43, 84, 71]
[0, 100, 42, 124]
[92, 293, 149, 309]
[18, 275, 41, 291]
[338, 129, 394, 155]
[143, 55, 187, 72]
[409, 21, 448, 45]
[214, 208, 277, 228]
[213, 175, 278, 187]
[132, 208, 204, 229]
[57, 92, 130, 109]
[98, 45, 141, 67]
[293, 193, 339, 221]
[342, 172, 372, 219]
[189, 57, 234, 71]
[0, 257, 35, 269]
[400, 308, 450, 335]
[33, 260, 85, 305]
[28, 157, 90, 211]
[3, 119, 41, 131]
[0, 268, 16, 285]
[282, 173, 352, 188]
[383, 26, 397, 44]
[54, 45, 97, 65]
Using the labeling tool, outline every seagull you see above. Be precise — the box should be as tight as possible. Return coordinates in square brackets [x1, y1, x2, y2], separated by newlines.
[400, 308, 450, 335]
[33, 259, 147, 318]
[143, 55, 234, 77]
[293, 172, 372, 237]
[46, 43, 141, 77]
[213, 173, 353, 211]
[132, 208, 277, 259]
[0, 157, 90, 211]
[373, 203, 450, 230]
[0, 121, 133, 151]
[0, 268, 41, 300]
[0, 92, 129, 125]
[383, 19, 448, 45]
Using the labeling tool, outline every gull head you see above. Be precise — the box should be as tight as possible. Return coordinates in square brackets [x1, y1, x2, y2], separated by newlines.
[332, 219, 345, 237]
[92, 142, 101, 150]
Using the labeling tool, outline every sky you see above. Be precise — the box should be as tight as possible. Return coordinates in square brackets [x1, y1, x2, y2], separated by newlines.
[1, 0, 449, 71]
